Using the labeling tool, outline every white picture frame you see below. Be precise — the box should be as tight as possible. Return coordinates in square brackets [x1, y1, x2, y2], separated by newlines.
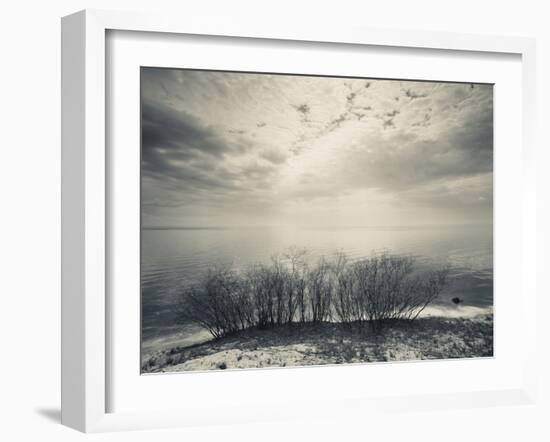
[61, 9, 537, 433]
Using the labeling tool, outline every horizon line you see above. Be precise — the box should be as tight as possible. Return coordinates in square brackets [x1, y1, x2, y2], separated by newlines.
[142, 222, 492, 231]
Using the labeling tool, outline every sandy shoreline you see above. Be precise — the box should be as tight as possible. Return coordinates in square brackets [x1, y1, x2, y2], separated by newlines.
[142, 313, 493, 373]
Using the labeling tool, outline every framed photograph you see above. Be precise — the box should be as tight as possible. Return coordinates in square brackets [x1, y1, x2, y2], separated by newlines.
[61, 9, 537, 432]
[140, 68, 495, 374]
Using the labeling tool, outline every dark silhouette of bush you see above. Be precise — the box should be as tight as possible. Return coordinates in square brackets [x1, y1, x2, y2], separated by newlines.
[307, 257, 334, 322]
[177, 266, 254, 339]
[332, 252, 359, 325]
[341, 253, 449, 332]
[177, 250, 449, 339]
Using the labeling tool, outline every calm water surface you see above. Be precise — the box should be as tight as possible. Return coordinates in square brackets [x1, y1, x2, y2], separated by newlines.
[141, 225, 493, 350]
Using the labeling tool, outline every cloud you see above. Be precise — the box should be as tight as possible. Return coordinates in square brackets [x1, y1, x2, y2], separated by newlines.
[140, 68, 493, 227]
[292, 103, 311, 123]
[260, 148, 288, 164]
[283, 95, 492, 212]
[141, 98, 282, 212]
[141, 101, 252, 178]
[404, 88, 428, 100]
[343, 109, 491, 193]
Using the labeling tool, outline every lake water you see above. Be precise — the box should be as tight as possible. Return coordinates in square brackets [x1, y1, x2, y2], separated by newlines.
[141, 224, 493, 351]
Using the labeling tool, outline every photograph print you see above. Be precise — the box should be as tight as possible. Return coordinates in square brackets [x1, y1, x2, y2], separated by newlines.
[141, 68, 493, 374]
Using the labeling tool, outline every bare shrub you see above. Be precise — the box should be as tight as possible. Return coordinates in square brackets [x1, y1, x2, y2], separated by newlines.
[177, 250, 449, 339]
[270, 256, 291, 325]
[245, 262, 286, 329]
[349, 253, 449, 331]
[177, 266, 252, 339]
[283, 248, 309, 324]
[246, 250, 310, 328]
[332, 252, 358, 324]
[308, 257, 334, 322]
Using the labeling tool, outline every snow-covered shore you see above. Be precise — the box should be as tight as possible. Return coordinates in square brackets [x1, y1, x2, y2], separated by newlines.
[142, 313, 493, 373]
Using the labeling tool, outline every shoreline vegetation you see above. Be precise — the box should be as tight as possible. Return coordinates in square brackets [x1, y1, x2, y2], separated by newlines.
[142, 250, 493, 373]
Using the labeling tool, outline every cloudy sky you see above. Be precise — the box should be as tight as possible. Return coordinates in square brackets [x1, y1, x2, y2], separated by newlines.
[141, 68, 493, 228]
